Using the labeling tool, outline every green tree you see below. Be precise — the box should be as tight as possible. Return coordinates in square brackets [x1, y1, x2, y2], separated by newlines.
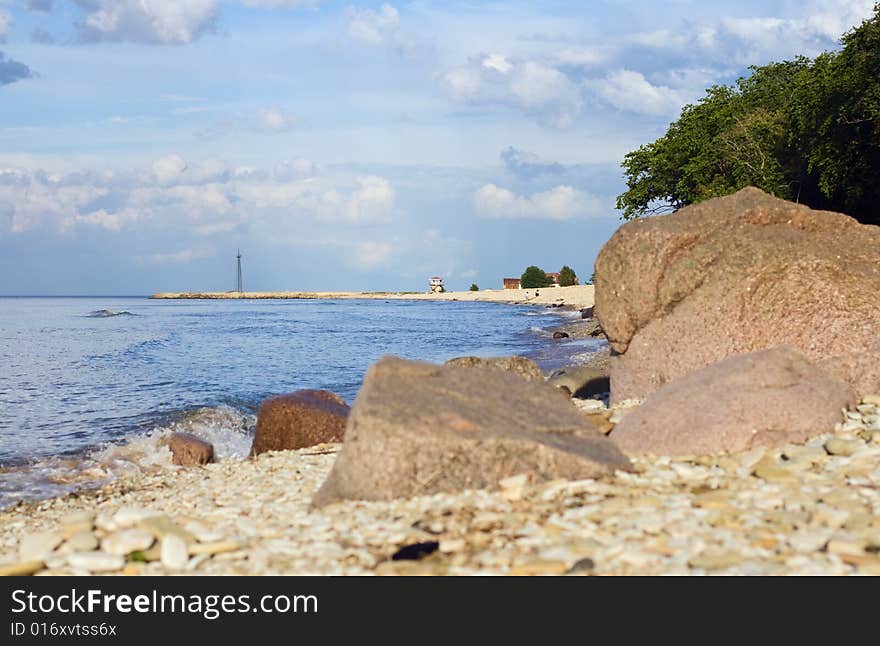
[521, 266, 549, 289]
[616, 4, 880, 226]
[558, 265, 577, 286]
[469, 283, 479, 291]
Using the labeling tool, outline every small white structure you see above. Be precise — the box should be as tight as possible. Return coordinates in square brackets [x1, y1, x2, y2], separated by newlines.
[429, 276, 444, 293]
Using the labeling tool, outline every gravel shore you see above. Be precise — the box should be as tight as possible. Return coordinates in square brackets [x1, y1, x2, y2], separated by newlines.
[3, 396, 878, 576]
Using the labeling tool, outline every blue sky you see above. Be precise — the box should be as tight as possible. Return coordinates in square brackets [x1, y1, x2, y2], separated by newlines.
[0, 0, 874, 294]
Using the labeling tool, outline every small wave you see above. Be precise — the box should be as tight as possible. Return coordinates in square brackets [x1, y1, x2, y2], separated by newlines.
[0, 405, 254, 509]
[86, 309, 137, 318]
[528, 325, 553, 337]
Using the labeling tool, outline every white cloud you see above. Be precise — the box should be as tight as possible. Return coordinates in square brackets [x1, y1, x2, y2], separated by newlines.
[441, 55, 582, 129]
[62, 208, 140, 232]
[255, 106, 298, 132]
[0, 157, 396, 235]
[74, 0, 219, 45]
[346, 3, 399, 46]
[473, 184, 602, 220]
[151, 154, 187, 185]
[274, 158, 315, 179]
[591, 69, 686, 117]
[500, 147, 563, 178]
[555, 46, 606, 68]
[342, 175, 395, 223]
[482, 53, 513, 73]
[353, 241, 392, 268]
[149, 248, 212, 264]
[0, 12, 12, 42]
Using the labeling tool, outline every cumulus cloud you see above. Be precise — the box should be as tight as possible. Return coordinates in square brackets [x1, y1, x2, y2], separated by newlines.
[718, 0, 875, 56]
[555, 46, 607, 69]
[149, 248, 213, 264]
[591, 69, 687, 117]
[73, 0, 219, 45]
[346, 3, 399, 46]
[353, 241, 392, 268]
[500, 147, 563, 178]
[0, 12, 12, 42]
[0, 51, 34, 86]
[0, 157, 395, 236]
[473, 184, 602, 220]
[274, 158, 315, 180]
[441, 55, 582, 129]
[255, 106, 298, 132]
[151, 154, 188, 185]
[618, 1, 875, 67]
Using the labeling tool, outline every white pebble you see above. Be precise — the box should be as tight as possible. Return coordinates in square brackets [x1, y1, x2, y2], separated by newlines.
[161, 535, 189, 570]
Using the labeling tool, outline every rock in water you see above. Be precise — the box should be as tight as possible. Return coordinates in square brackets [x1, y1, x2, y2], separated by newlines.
[252, 390, 349, 455]
[594, 187, 880, 403]
[552, 331, 570, 339]
[162, 432, 214, 466]
[312, 356, 630, 506]
[610, 347, 855, 457]
[444, 356, 544, 382]
[548, 365, 610, 398]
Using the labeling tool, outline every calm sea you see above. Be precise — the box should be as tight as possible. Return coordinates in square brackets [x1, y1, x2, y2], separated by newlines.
[0, 297, 604, 507]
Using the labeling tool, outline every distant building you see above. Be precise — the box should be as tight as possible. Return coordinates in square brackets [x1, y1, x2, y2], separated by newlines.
[429, 276, 444, 293]
[504, 271, 577, 290]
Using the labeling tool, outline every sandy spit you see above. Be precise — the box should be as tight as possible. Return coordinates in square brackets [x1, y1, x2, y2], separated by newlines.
[151, 285, 596, 310]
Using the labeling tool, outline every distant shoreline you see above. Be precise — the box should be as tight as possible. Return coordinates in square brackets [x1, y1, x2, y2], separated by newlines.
[150, 284, 596, 309]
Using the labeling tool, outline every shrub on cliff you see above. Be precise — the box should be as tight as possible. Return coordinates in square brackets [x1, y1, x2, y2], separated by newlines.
[521, 266, 549, 289]
[470, 283, 479, 291]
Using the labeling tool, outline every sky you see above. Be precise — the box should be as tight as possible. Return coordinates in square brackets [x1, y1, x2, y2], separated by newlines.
[0, 0, 875, 295]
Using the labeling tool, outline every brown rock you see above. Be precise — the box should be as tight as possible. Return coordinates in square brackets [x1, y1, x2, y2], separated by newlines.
[594, 187, 880, 403]
[444, 355, 543, 382]
[162, 432, 214, 466]
[610, 346, 855, 457]
[252, 390, 349, 455]
[312, 356, 631, 506]
[552, 331, 570, 339]
[548, 365, 610, 398]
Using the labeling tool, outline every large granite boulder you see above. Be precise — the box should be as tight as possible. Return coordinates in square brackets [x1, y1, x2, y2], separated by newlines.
[594, 187, 880, 403]
[611, 347, 855, 457]
[444, 355, 543, 382]
[251, 390, 349, 455]
[312, 356, 630, 506]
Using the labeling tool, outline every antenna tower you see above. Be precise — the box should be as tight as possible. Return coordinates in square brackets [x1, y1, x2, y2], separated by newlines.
[235, 250, 243, 293]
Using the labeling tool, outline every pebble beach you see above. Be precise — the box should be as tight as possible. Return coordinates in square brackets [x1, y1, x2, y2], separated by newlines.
[2, 394, 878, 576]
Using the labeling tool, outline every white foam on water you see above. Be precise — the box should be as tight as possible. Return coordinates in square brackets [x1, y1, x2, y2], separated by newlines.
[0, 405, 255, 508]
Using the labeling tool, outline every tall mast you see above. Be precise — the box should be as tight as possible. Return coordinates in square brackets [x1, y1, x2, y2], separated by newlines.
[236, 249, 243, 293]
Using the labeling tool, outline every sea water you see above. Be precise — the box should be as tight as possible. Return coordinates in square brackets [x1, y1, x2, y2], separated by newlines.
[0, 296, 604, 507]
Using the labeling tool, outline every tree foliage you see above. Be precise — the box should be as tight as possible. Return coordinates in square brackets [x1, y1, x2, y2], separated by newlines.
[617, 4, 880, 226]
[521, 266, 549, 289]
[469, 283, 479, 291]
[558, 265, 577, 286]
